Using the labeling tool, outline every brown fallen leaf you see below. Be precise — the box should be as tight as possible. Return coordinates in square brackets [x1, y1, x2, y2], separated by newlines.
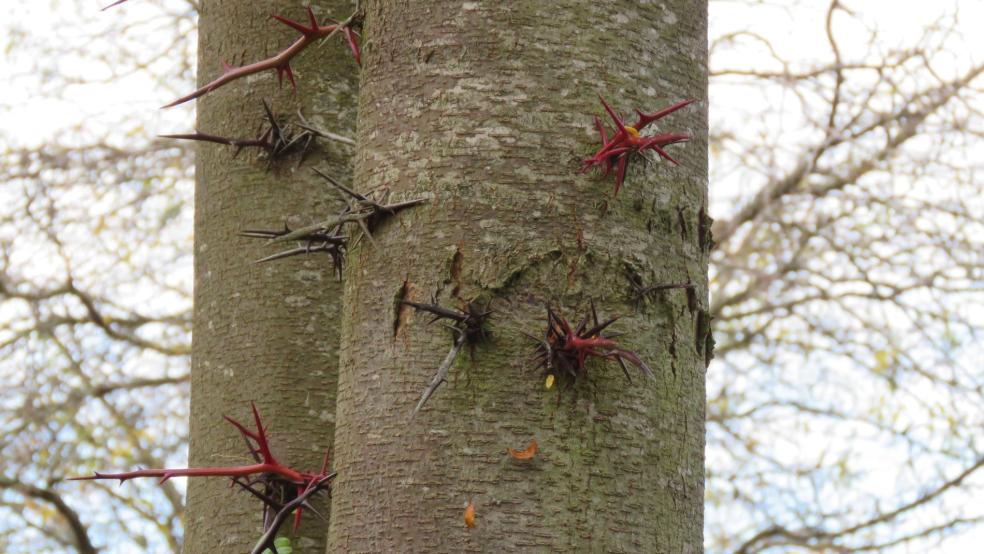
[507, 439, 538, 460]
[464, 501, 476, 528]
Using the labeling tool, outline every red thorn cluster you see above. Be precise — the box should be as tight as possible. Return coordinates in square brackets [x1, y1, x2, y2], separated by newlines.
[72, 403, 334, 552]
[581, 95, 696, 196]
[164, 7, 361, 108]
[531, 304, 654, 388]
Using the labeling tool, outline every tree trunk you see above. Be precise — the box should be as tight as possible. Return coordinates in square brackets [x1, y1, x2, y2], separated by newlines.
[185, 1, 356, 552]
[329, 1, 707, 552]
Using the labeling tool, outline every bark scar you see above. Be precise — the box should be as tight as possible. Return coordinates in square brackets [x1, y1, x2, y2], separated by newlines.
[677, 205, 688, 242]
[698, 205, 715, 253]
[669, 326, 678, 377]
[393, 277, 414, 338]
[450, 242, 464, 299]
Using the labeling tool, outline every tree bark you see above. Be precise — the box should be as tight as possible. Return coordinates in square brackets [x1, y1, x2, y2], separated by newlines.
[329, 1, 707, 552]
[185, 1, 357, 552]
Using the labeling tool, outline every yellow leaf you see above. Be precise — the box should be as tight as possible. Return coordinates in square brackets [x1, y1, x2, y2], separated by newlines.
[873, 350, 893, 374]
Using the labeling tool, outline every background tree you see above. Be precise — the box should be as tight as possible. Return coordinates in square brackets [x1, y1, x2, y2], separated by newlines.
[1, 0, 982, 553]
[182, 1, 356, 553]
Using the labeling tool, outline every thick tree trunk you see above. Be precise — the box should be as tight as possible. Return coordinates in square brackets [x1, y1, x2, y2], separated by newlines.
[185, 1, 356, 552]
[329, 1, 707, 552]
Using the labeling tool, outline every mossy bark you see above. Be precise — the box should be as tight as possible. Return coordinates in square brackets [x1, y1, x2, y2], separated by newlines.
[328, 1, 707, 552]
[185, 1, 357, 552]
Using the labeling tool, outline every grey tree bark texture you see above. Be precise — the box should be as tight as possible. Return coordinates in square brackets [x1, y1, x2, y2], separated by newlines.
[328, 1, 707, 553]
[185, 1, 357, 552]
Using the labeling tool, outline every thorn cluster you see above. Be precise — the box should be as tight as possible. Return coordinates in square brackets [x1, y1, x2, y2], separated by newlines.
[164, 7, 361, 108]
[163, 100, 326, 167]
[530, 304, 653, 391]
[242, 170, 426, 271]
[241, 224, 347, 275]
[278, 170, 427, 246]
[581, 95, 696, 196]
[401, 300, 492, 417]
[72, 404, 335, 554]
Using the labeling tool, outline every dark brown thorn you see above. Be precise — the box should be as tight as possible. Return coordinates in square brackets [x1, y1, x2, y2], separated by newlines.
[232, 478, 285, 511]
[159, 131, 234, 146]
[615, 356, 633, 383]
[573, 313, 590, 335]
[250, 474, 335, 554]
[411, 334, 466, 419]
[638, 282, 693, 296]
[583, 316, 619, 339]
[239, 226, 291, 240]
[253, 243, 342, 264]
[313, 168, 371, 204]
[400, 300, 468, 324]
[614, 349, 655, 379]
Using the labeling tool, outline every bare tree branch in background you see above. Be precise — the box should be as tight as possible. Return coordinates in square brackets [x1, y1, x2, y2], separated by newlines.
[707, 0, 984, 552]
[0, 477, 96, 554]
[0, 2, 195, 552]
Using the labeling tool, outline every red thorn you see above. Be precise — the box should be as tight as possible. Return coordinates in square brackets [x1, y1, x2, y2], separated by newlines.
[614, 156, 628, 196]
[320, 449, 332, 476]
[651, 145, 680, 166]
[224, 414, 261, 443]
[632, 98, 698, 131]
[276, 64, 296, 89]
[593, 115, 608, 145]
[221, 59, 234, 73]
[307, 7, 319, 30]
[249, 402, 277, 464]
[597, 94, 626, 130]
[165, 7, 356, 107]
[272, 12, 317, 36]
[344, 28, 362, 66]
[583, 95, 694, 195]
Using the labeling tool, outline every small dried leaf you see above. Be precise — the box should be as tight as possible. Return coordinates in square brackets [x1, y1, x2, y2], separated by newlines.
[507, 439, 538, 460]
[545, 374, 555, 389]
[464, 501, 476, 528]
